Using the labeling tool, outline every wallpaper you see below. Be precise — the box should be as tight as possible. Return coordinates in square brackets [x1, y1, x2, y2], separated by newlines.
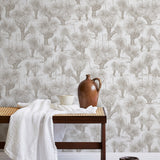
[1, 0, 160, 152]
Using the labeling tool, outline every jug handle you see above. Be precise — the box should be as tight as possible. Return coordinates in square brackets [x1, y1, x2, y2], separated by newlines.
[93, 78, 102, 92]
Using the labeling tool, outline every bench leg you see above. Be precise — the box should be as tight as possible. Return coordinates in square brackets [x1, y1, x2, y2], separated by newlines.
[0, 142, 5, 149]
[101, 123, 106, 160]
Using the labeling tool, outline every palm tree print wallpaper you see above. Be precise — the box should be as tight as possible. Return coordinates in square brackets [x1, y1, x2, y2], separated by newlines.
[0, 0, 160, 152]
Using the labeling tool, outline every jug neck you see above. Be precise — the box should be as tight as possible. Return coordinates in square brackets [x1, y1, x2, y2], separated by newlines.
[86, 74, 91, 80]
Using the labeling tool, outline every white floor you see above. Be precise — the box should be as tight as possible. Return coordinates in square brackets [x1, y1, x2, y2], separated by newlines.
[0, 152, 160, 160]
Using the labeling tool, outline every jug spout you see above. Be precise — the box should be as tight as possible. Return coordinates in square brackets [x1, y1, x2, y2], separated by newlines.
[86, 74, 91, 80]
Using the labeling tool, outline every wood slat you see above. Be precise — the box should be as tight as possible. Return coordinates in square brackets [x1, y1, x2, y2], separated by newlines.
[56, 142, 102, 149]
[0, 142, 102, 150]
[53, 116, 106, 123]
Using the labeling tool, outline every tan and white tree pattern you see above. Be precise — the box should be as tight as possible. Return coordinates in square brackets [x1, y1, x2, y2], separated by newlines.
[0, 0, 160, 152]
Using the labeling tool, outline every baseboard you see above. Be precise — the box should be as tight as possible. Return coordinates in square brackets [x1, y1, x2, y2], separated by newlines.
[58, 152, 160, 160]
[1, 151, 160, 160]
[58, 151, 100, 160]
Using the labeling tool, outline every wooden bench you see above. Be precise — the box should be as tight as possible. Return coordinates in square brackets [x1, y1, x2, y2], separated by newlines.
[0, 107, 106, 160]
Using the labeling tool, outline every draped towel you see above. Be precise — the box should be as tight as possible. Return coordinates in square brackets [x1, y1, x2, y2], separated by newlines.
[4, 99, 97, 160]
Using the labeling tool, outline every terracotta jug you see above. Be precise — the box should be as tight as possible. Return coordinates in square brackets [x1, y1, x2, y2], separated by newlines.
[78, 74, 102, 108]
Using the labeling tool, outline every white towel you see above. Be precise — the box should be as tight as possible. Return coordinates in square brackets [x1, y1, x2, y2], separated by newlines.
[4, 99, 97, 160]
